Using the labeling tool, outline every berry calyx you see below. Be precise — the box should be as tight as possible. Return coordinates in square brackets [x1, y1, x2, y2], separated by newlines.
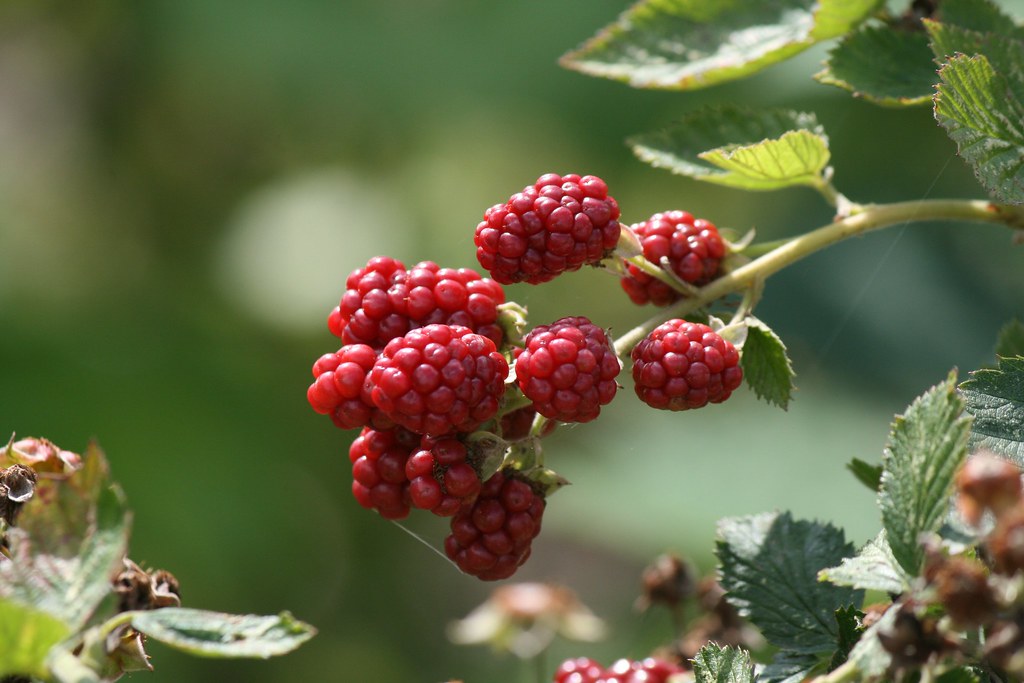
[333, 257, 506, 349]
[515, 316, 620, 423]
[369, 324, 509, 436]
[444, 469, 545, 581]
[631, 320, 743, 410]
[475, 173, 620, 285]
[620, 211, 726, 307]
[348, 426, 419, 520]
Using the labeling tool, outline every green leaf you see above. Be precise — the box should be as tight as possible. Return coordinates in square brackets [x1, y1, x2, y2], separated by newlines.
[927, 20, 1024, 77]
[716, 511, 862, 655]
[937, 0, 1024, 38]
[818, 530, 911, 594]
[630, 106, 829, 191]
[560, 0, 882, 90]
[741, 317, 796, 409]
[815, 25, 935, 106]
[846, 457, 882, 491]
[936, 666, 984, 683]
[0, 598, 71, 679]
[830, 605, 865, 670]
[996, 319, 1024, 358]
[759, 653, 819, 683]
[842, 601, 899, 679]
[131, 608, 316, 658]
[692, 643, 755, 683]
[960, 356, 1024, 464]
[879, 371, 971, 576]
[934, 52, 1024, 204]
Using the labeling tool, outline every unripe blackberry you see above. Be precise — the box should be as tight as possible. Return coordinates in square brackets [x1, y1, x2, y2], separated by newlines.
[405, 435, 482, 516]
[333, 257, 506, 349]
[620, 211, 726, 306]
[370, 324, 509, 436]
[475, 173, 620, 284]
[444, 470, 545, 581]
[307, 343, 392, 430]
[515, 317, 620, 423]
[348, 426, 419, 520]
[955, 451, 1022, 526]
[553, 657, 685, 683]
[554, 657, 603, 683]
[631, 320, 742, 410]
[987, 502, 1024, 575]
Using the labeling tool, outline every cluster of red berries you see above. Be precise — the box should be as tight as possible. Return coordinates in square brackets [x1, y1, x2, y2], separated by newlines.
[308, 173, 746, 581]
[554, 656, 685, 683]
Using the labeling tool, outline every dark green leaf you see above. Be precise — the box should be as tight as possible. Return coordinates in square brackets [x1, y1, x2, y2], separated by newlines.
[692, 643, 755, 683]
[927, 20, 1024, 79]
[630, 106, 829, 192]
[716, 511, 861, 655]
[996, 319, 1024, 358]
[830, 605, 865, 670]
[759, 652, 820, 683]
[960, 356, 1024, 464]
[560, 0, 882, 90]
[816, 25, 935, 106]
[934, 52, 1024, 204]
[818, 531, 911, 594]
[879, 372, 971, 575]
[0, 598, 71, 679]
[741, 317, 796, 409]
[846, 457, 882, 491]
[131, 608, 316, 658]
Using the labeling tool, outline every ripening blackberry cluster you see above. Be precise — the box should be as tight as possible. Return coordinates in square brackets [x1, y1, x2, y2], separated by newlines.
[307, 173, 747, 581]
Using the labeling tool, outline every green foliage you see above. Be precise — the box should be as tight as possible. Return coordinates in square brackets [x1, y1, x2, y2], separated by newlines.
[818, 530, 910, 594]
[878, 372, 972, 575]
[995, 318, 1024, 357]
[740, 317, 796, 409]
[130, 609, 315, 658]
[559, 0, 882, 90]
[0, 599, 71, 679]
[960, 355, 1024, 464]
[692, 643, 755, 683]
[845, 458, 882, 492]
[629, 107, 829, 191]
[815, 26, 934, 106]
[716, 511, 861, 680]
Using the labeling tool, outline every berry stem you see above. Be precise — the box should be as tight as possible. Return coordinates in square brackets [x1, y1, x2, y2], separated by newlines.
[614, 198, 1024, 358]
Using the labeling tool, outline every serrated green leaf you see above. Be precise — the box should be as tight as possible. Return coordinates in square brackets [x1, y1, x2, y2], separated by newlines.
[818, 530, 911, 594]
[996, 319, 1024, 358]
[131, 608, 315, 658]
[0, 598, 71, 679]
[960, 356, 1024, 464]
[846, 457, 882, 491]
[740, 317, 796, 408]
[843, 601, 899, 679]
[927, 20, 1024, 79]
[716, 511, 862, 655]
[560, 0, 882, 90]
[631, 106, 828, 192]
[934, 52, 1024, 204]
[879, 372, 971, 576]
[692, 643, 755, 683]
[936, 666, 984, 683]
[815, 25, 935, 106]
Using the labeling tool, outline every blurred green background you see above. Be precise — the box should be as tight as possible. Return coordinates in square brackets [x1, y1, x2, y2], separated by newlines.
[2, 1, 1024, 681]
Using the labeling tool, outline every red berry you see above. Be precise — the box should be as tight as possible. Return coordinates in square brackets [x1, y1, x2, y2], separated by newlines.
[552, 657, 686, 683]
[515, 317, 620, 423]
[554, 657, 604, 683]
[475, 173, 620, 284]
[620, 211, 726, 306]
[307, 343, 393, 430]
[444, 470, 545, 580]
[348, 426, 419, 519]
[369, 324, 509, 436]
[631, 320, 743, 410]
[333, 257, 506, 349]
[405, 435, 482, 516]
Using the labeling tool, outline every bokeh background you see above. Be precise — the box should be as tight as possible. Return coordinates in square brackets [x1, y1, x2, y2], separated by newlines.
[3, 1, 1024, 681]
